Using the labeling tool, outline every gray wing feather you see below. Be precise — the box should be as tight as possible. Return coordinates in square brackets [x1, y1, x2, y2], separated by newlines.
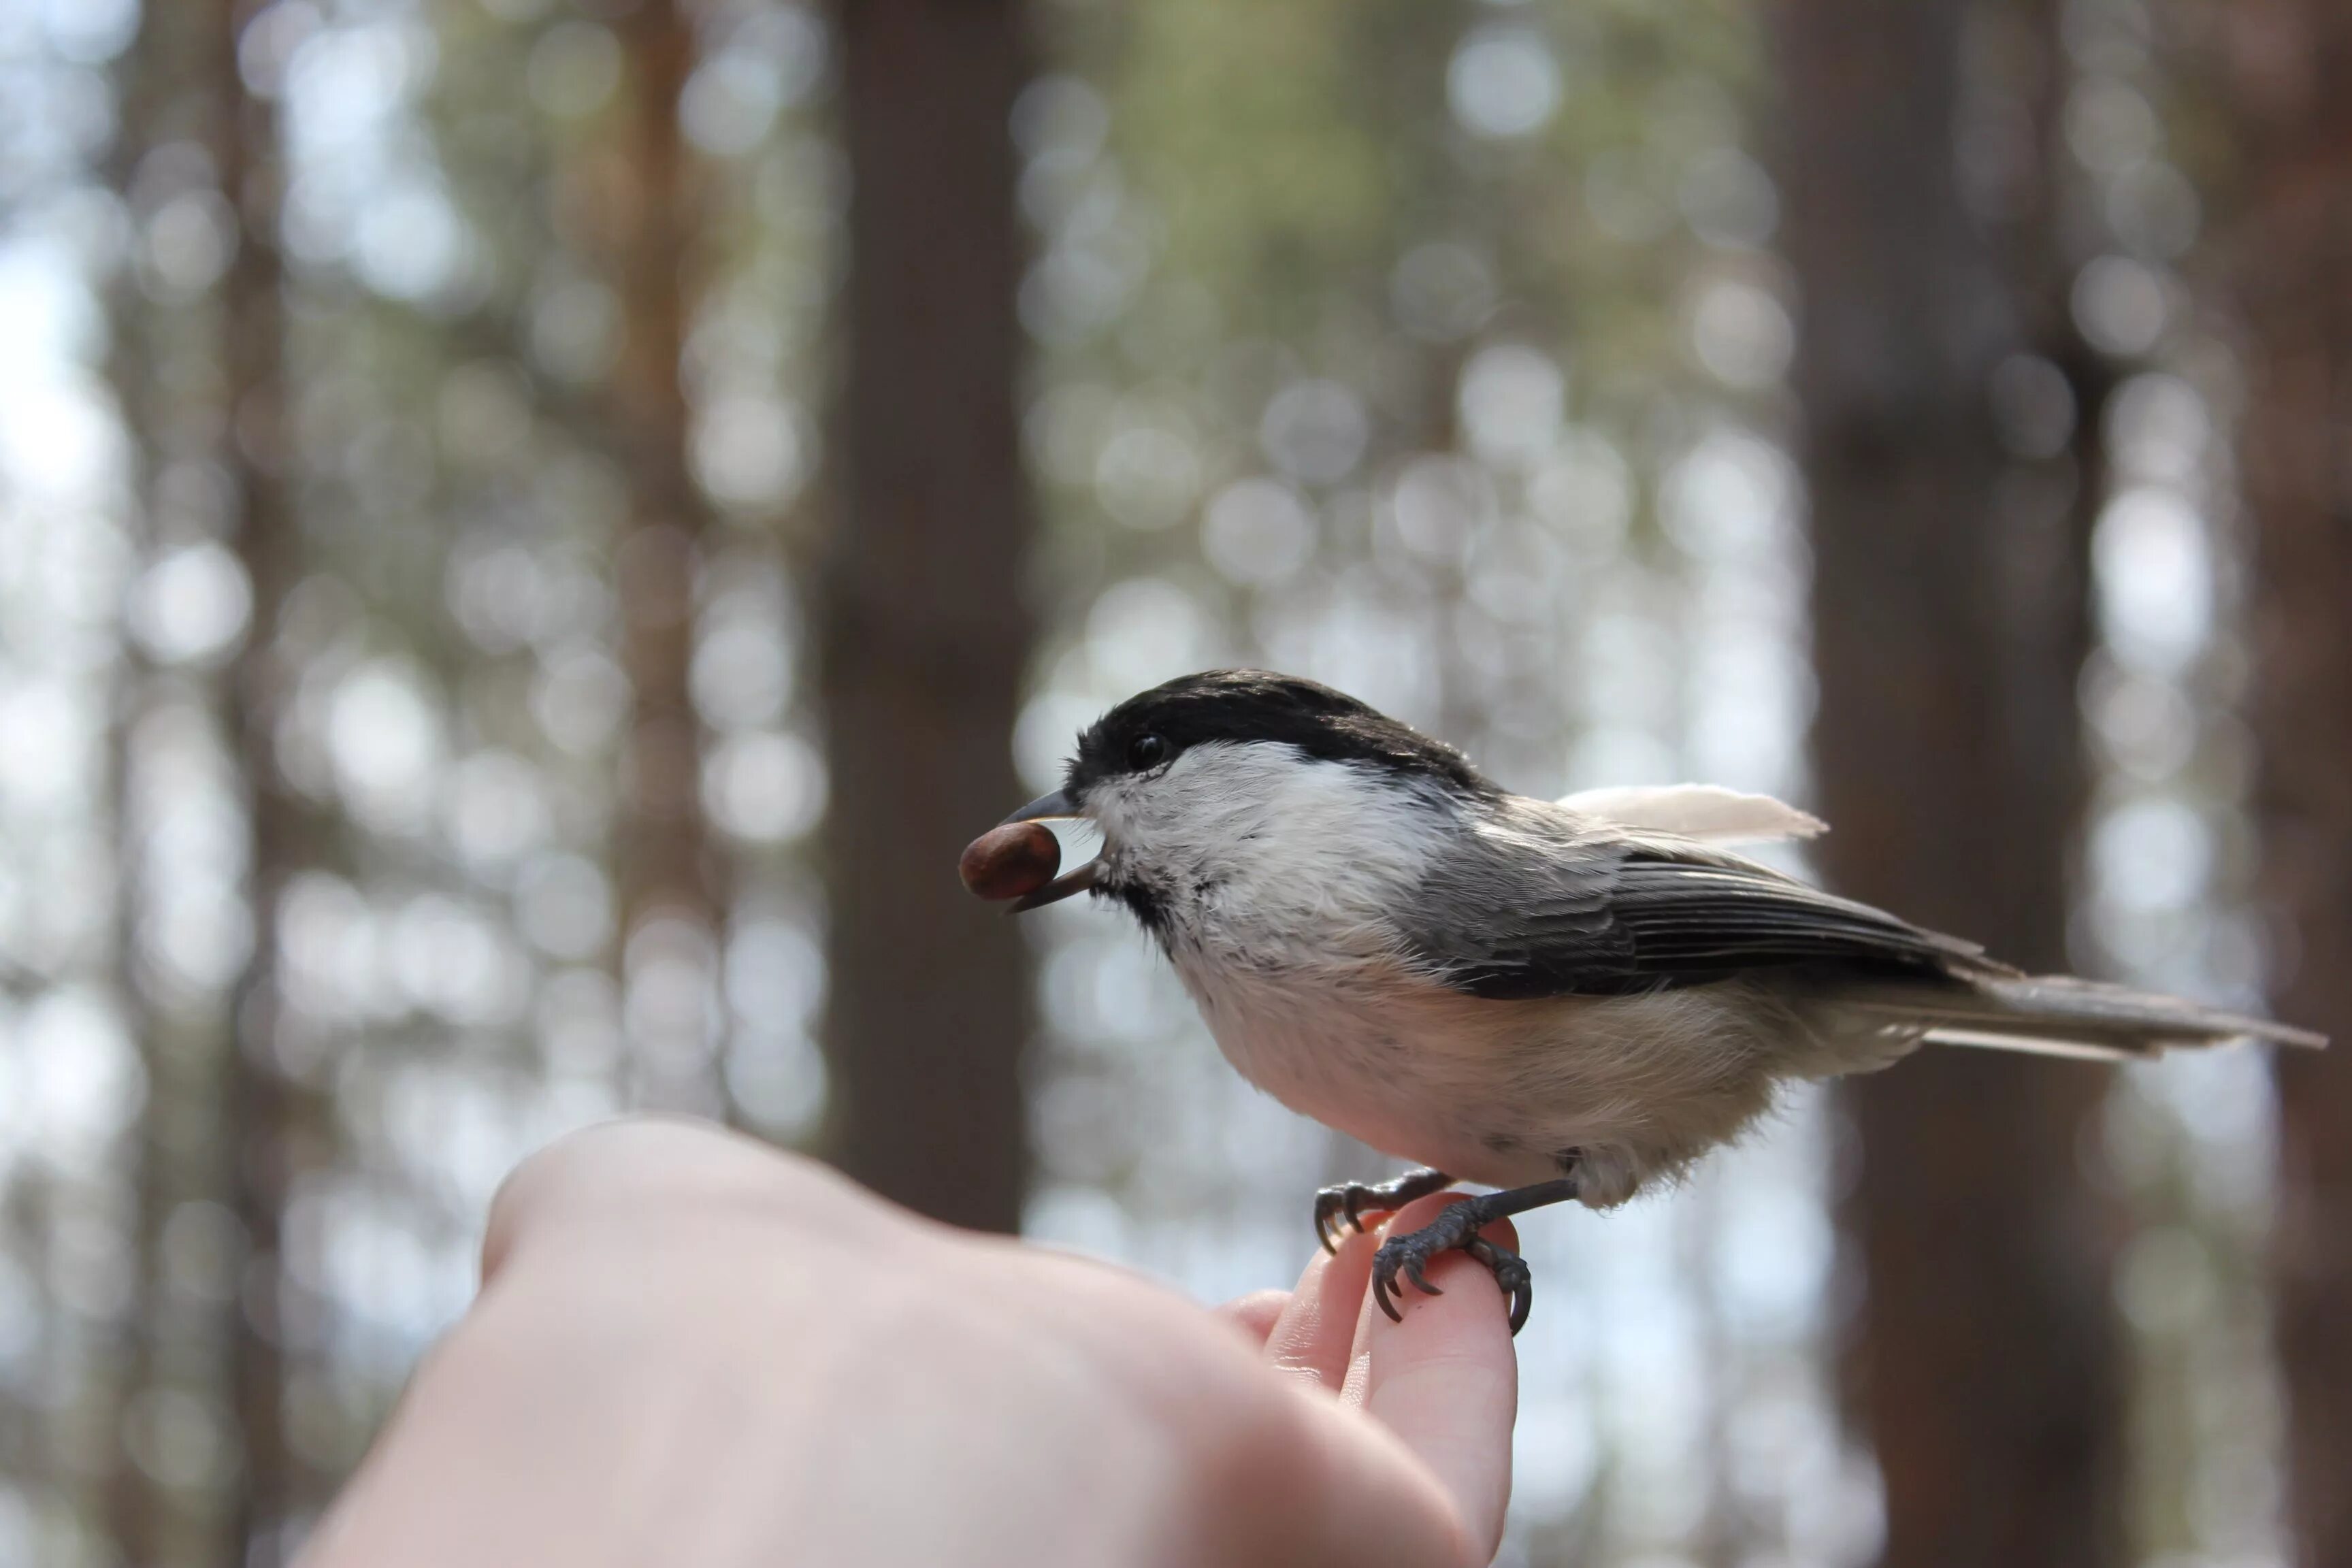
[1398, 797, 2329, 1055]
[1401, 797, 1992, 999]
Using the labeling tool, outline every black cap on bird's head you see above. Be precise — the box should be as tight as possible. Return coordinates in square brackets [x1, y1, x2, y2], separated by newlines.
[996, 670, 1488, 909]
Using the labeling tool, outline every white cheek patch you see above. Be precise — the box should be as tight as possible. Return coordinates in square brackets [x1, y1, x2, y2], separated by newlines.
[1089, 743, 1450, 943]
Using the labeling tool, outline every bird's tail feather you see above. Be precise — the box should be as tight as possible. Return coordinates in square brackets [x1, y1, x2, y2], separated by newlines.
[1835, 973, 2327, 1062]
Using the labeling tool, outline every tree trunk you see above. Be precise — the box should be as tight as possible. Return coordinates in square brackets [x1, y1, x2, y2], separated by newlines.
[104, 13, 169, 1558]
[104, 6, 238, 1561]
[610, 0, 728, 1115]
[1769, 3, 2125, 1565]
[2224, 7, 2352, 1563]
[820, 0, 1034, 1231]
[213, 2, 327, 1560]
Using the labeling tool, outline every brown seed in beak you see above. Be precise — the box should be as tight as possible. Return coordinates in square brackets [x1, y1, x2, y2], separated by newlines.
[959, 822, 1062, 902]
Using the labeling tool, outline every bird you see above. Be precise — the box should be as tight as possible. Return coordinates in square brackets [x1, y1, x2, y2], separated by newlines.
[994, 668, 2327, 1333]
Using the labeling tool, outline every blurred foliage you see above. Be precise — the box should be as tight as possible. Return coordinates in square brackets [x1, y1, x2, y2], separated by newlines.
[0, 0, 2313, 1563]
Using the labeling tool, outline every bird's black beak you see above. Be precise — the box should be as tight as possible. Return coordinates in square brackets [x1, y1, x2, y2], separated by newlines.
[999, 789, 1100, 911]
[1000, 789, 1077, 826]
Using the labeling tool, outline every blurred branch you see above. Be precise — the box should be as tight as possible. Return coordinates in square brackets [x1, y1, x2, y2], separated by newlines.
[99, 5, 172, 1555]
[608, 0, 731, 1117]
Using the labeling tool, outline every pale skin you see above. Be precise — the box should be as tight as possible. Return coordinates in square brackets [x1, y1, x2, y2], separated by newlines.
[302, 1117, 1520, 1568]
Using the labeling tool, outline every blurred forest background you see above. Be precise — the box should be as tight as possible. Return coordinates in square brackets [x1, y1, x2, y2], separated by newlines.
[0, 0, 2345, 1564]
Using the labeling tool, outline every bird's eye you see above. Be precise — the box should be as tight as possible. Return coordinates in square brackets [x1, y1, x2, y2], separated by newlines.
[1127, 734, 1170, 770]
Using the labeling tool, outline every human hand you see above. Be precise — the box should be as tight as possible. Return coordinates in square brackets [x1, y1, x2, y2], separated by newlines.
[302, 1117, 1517, 1568]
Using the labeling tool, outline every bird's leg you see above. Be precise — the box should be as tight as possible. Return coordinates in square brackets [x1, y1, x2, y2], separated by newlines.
[1371, 1169, 1582, 1336]
[1312, 1167, 1456, 1253]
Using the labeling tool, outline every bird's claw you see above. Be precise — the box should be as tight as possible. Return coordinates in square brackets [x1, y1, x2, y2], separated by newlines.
[1310, 1187, 1356, 1253]
[1311, 1169, 1456, 1254]
[1370, 1204, 1536, 1336]
[1314, 1184, 1385, 1253]
[1466, 1236, 1533, 1335]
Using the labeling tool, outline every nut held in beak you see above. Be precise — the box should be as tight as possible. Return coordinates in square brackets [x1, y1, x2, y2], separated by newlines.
[959, 821, 1062, 902]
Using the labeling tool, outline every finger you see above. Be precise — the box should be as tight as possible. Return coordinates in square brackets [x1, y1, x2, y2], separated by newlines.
[481, 1115, 885, 1281]
[1259, 1226, 1377, 1392]
[1252, 1384, 1480, 1568]
[1216, 1289, 1290, 1348]
[1340, 1194, 1518, 1562]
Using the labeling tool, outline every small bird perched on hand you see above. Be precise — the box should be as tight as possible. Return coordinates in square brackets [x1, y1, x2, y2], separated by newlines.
[981, 669, 2326, 1333]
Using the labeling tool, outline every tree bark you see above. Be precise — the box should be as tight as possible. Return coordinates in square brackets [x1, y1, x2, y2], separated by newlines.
[1769, 3, 2125, 1565]
[2223, 7, 2352, 1563]
[821, 0, 1035, 1231]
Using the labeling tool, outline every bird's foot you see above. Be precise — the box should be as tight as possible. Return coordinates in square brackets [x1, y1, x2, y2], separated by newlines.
[1369, 1175, 1580, 1337]
[1311, 1167, 1456, 1252]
